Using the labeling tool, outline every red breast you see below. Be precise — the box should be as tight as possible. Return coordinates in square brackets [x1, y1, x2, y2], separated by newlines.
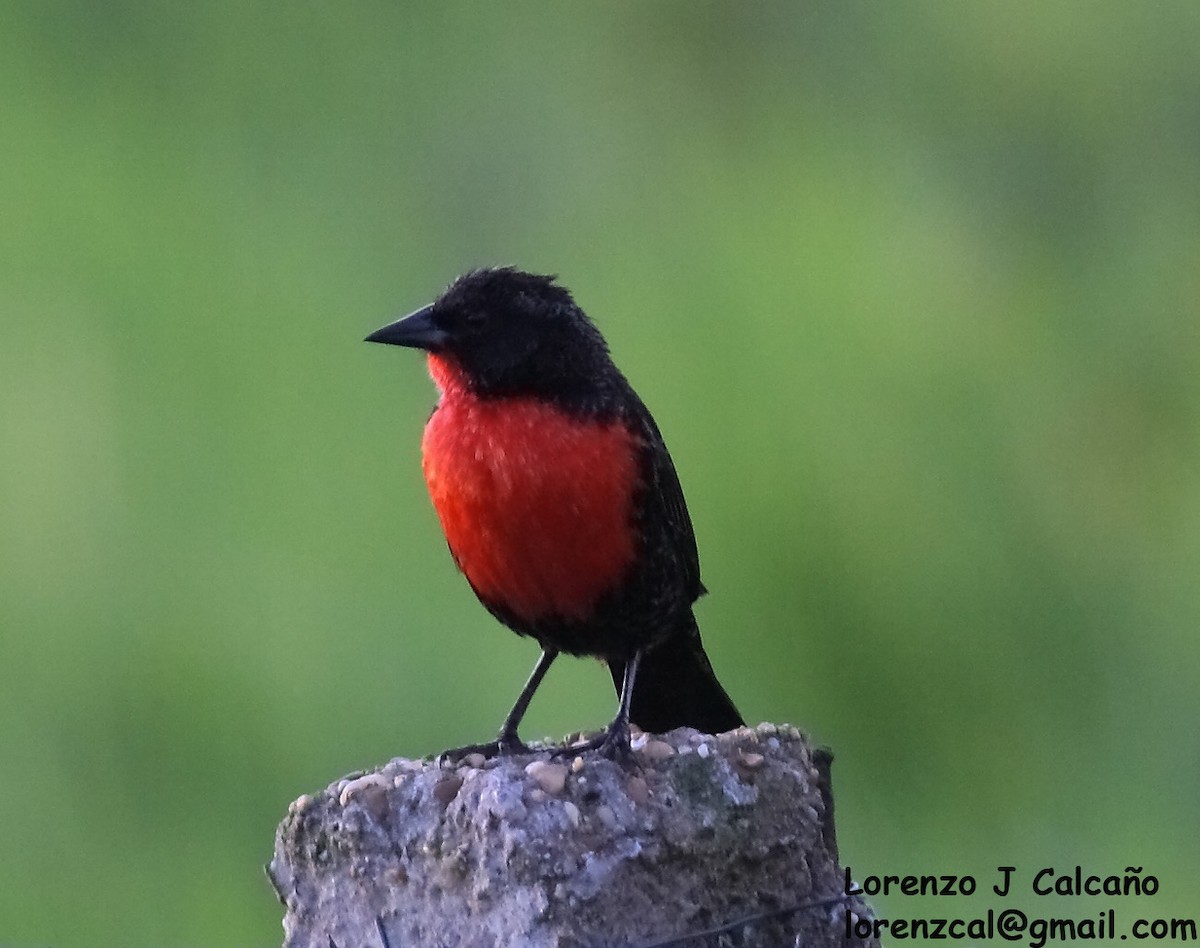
[421, 354, 642, 624]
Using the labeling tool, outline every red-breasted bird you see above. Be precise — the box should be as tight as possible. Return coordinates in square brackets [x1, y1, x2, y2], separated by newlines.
[366, 267, 743, 757]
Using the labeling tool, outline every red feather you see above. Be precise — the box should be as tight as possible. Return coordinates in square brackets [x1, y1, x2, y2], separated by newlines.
[422, 354, 641, 624]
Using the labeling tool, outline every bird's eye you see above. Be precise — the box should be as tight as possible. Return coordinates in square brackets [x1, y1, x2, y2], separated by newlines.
[439, 307, 484, 331]
[448, 307, 486, 328]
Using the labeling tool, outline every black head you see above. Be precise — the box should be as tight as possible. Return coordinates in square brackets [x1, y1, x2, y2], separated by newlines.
[366, 267, 617, 399]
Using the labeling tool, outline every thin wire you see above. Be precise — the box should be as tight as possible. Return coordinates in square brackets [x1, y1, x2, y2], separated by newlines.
[635, 891, 854, 948]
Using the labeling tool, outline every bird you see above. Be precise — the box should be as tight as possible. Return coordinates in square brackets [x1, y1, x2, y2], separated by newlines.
[365, 267, 743, 758]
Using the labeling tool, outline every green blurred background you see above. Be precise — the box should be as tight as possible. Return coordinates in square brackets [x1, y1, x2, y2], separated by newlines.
[3, 3, 1198, 943]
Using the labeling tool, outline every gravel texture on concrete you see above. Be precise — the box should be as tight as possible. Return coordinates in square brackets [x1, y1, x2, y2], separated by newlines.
[268, 724, 876, 947]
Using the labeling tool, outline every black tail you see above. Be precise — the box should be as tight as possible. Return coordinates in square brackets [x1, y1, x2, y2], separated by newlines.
[608, 612, 744, 735]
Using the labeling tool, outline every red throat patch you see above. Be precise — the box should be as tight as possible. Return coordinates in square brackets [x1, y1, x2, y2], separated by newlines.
[421, 354, 642, 625]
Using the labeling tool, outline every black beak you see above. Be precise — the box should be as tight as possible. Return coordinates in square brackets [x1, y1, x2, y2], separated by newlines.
[364, 304, 448, 351]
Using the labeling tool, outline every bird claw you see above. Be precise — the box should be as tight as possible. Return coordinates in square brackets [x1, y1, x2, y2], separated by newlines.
[438, 731, 531, 764]
[552, 721, 632, 761]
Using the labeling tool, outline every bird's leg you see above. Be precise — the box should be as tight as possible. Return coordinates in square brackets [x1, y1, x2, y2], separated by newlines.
[555, 650, 642, 761]
[439, 649, 558, 762]
[494, 648, 558, 750]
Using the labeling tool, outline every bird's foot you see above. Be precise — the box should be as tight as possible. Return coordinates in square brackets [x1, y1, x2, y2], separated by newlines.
[438, 730, 531, 764]
[553, 720, 632, 762]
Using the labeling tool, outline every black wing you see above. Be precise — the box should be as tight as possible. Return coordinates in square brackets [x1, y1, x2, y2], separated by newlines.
[621, 387, 705, 607]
